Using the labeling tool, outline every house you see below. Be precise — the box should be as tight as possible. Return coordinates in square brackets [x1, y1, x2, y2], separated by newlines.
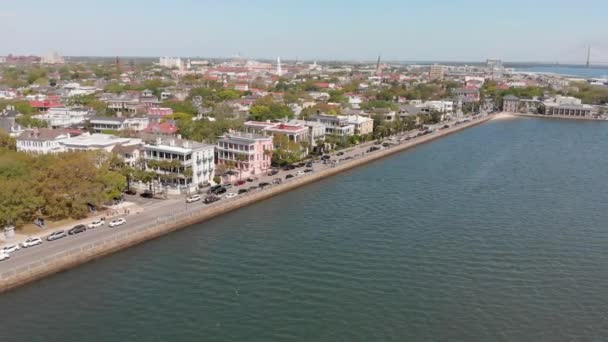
[143, 136, 215, 193]
[89, 116, 149, 133]
[416, 101, 454, 114]
[244, 121, 310, 144]
[0, 106, 21, 134]
[216, 132, 273, 181]
[542, 96, 594, 117]
[33, 107, 93, 128]
[60, 133, 141, 152]
[16, 128, 72, 154]
[345, 115, 374, 136]
[143, 122, 179, 135]
[312, 114, 355, 136]
[29, 100, 63, 113]
[287, 119, 326, 148]
[452, 88, 480, 101]
[502, 95, 519, 113]
[112, 144, 142, 167]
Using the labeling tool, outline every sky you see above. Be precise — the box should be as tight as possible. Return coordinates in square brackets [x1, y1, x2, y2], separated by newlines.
[2, 0, 608, 63]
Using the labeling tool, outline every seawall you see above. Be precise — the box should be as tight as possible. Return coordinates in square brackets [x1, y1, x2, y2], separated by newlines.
[0, 115, 492, 294]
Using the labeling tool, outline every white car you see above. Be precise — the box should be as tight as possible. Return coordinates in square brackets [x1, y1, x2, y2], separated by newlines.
[296, 170, 306, 176]
[109, 218, 126, 227]
[186, 194, 201, 203]
[0, 252, 9, 261]
[88, 219, 104, 229]
[21, 237, 43, 248]
[1, 244, 20, 254]
[225, 193, 237, 199]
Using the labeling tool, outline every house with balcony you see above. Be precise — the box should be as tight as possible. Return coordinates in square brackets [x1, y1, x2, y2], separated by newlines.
[60, 133, 141, 152]
[90, 116, 149, 133]
[312, 114, 355, 136]
[216, 132, 273, 182]
[33, 107, 93, 128]
[143, 137, 215, 194]
[345, 115, 374, 136]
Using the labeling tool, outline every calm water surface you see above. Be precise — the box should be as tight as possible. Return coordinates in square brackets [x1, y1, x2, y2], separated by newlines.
[2, 117, 608, 341]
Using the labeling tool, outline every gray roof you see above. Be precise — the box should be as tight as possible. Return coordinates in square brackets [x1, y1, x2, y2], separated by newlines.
[503, 95, 519, 101]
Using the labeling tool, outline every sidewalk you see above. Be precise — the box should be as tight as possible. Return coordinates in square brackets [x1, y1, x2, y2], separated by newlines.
[0, 202, 144, 248]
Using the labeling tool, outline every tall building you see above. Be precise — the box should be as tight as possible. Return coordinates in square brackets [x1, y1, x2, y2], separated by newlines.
[41, 51, 65, 64]
[276, 56, 283, 77]
[216, 132, 273, 181]
[159, 57, 183, 69]
[429, 64, 445, 80]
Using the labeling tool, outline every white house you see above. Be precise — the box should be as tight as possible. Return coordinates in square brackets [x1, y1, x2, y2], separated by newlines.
[143, 137, 215, 194]
[345, 115, 374, 136]
[16, 128, 71, 154]
[60, 133, 142, 152]
[90, 116, 149, 133]
[34, 107, 93, 128]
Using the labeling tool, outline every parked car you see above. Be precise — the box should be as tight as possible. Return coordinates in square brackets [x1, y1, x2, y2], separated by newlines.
[21, 237, 43, 248]
[124, 189, 137, 195]
[306, 162, 313, 167]
[297, 162, 306, 167]
[88, 219, 104, 229]
[321, 155, 331, 160]
[296, 170, 306, 176]
[238, 189, 248, 194]
[267, 169, 279, 176]
[304, 169, 313, 173]
[140, 191, 154, 198]
[0, 252, 9, 261]
[207, 185, 222, 194]
[337, 151, 345, 156]
[224, 184, 233, 189]
[272, 178, 282, 185]
[246, 177, 257, 182]
[68, 224, 87, 235]
[443, 124, 450, 129]
[285, 174, 294, 179]
[1, 244, 20, 254]
[234, 180, 246, 186]
[47, 230, 67, 241]
[225, 193, 237, 199]
[204, 195, 220, 204]
[249, 185, 258, 191]
[109, 218, 126, 228]
[259, 182, 270, 188]
[186, 194, 202, 203]
[214, 187, 227, 195]
[382, 142, 391, 148]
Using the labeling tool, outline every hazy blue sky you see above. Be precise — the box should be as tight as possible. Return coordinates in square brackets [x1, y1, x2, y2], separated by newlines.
[2, 0, 607, 62]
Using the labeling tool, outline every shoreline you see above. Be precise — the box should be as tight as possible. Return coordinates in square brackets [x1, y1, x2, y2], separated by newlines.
[511, 113, 607, 121]
[0, 115, 493, 294]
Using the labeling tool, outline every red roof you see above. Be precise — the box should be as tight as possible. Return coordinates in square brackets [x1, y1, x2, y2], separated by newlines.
[144, 122, 178, 135]
[314, 82, 330, 88]
[29, 100, 63, 109]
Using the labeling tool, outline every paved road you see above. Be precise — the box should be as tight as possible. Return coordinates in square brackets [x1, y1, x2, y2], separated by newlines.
[0, 116, 485, 271]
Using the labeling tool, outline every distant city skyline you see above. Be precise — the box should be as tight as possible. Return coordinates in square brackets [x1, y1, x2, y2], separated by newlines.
[1, 0, 608, 63]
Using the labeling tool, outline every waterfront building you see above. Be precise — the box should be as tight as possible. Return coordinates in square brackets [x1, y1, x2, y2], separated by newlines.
[542, 96, 594, 117]
[345, 115, 374, 136]
[244, 121, 310, 144]
[143, 136, 215, 193]
[417, 101, 454, 114]
[312, 114, 355, 136]
[502, 95, 519, 112]
[287, 119, 327, 148]
[216, 132, 273, 181]
[16, 128, 71, 154]
[60, 133, 141, 152]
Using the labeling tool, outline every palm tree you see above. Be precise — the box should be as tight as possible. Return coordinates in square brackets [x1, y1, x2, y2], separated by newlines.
[235, 154, 248, 180]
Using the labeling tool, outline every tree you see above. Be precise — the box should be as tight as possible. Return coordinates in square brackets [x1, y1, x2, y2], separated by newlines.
[271, 134, 302, 166]
[16, 116, 48, 128]
[0, 129, 16, 150]
[0, 179, 44, 227]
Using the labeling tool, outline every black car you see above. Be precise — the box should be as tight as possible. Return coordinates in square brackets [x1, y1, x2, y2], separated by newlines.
[297, 162, 306, 167]
[140, 191, 154, 198]
[321, 155, 331, 160]
[204, 195, 220, 204]
[382, 142, 391, 147]
[213, 187, 227, 195]
[267, 169, 279, 176]
[259, 182, 270, 188]
[337, 151, 345, 156]
[272, 178, 282, 185]
[304, 169, 313, 173]
[367, 147, 380, 153]
[249, 185, 258, 191]
[207, 185, 222, 194]
[238, 189, 248, 194]
[285, 174, 294, 179]
[306, 162, 313, 167]
[68, 224, 87, 235]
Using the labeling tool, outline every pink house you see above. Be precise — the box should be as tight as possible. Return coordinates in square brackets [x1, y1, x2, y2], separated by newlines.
[216, 132, 273, 181]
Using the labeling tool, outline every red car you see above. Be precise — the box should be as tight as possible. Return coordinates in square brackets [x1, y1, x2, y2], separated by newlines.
[234, 180, 246, 186]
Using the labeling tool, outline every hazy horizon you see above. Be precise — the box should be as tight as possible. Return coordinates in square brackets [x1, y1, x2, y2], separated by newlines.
[2, 0, 608, 64]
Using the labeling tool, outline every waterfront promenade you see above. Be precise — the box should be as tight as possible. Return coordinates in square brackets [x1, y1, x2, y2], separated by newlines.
[0, 114, 492, 293]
